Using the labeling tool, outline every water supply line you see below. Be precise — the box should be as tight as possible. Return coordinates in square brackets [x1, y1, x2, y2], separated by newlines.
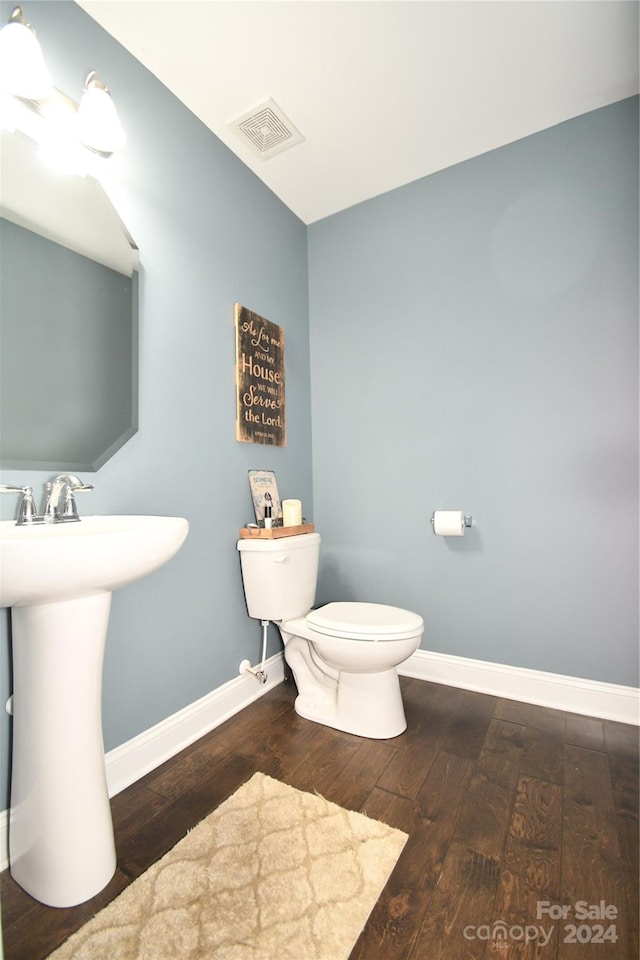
[239, 619, 269, 683]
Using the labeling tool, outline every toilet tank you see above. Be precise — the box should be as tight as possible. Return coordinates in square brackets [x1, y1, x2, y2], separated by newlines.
[237, 532, 320, 621]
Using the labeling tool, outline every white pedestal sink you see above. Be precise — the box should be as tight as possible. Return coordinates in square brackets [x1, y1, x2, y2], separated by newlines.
[0, 515, 189, 908]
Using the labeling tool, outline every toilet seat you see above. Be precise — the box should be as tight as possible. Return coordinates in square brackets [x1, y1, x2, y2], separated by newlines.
[306, 602, 423, 641]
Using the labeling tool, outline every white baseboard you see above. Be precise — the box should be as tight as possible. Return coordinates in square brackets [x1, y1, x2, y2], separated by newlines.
[399, 649, 640, 726]
[0, 653, 285, 872]
[2, 650, 636, 872]
[104, 652, 285, 798]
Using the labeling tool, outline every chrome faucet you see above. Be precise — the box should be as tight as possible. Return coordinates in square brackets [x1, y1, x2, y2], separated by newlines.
[42, 475, 94, 523]
[0, 484, 41, 525]
[1, 476, 93, 525]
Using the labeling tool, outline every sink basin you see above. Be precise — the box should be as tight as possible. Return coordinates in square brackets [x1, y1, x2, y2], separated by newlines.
[0, 514, 189, 607]
[2, 514, 189, 908]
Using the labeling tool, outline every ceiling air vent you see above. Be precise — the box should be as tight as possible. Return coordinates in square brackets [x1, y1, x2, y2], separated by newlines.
[229, 98, 304, 160]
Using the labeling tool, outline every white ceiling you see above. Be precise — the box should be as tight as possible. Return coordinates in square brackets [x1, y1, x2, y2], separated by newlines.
[77, 0, 639, 224]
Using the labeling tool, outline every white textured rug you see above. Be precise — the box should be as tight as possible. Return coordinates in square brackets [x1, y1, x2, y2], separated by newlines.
[48, 772, 407, 960]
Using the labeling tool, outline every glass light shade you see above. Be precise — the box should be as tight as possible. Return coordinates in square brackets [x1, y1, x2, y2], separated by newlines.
[0, 19, 52, 100]
[78, 82, 125, 156]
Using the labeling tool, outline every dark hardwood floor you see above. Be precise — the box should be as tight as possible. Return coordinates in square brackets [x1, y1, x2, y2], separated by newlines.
[2, 676, 638, 959]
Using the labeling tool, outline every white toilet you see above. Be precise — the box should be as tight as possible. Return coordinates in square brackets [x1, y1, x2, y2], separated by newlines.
[237, 532, 423, 738]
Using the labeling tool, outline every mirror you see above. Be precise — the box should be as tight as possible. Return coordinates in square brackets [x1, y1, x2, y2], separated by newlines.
[0, 128, 139, 471]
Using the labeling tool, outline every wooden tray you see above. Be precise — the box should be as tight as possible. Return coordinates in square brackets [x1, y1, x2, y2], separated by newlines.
[239, 523, 315, 539]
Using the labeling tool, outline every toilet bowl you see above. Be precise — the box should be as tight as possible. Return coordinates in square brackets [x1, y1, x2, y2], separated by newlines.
[237, 533, 424, 739]
[280, 601, 422, 737]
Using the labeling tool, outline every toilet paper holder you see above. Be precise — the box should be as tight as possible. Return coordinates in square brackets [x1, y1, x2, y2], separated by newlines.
[430, 513, 473, 529]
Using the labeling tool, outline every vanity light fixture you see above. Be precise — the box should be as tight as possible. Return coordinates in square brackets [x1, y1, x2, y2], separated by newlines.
[0, 5, 125, 165]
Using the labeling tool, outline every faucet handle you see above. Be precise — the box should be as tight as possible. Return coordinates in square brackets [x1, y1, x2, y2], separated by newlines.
[0, 484, 41, 525]
[63, 475, 94, 492]
[60, 479, 93, 522]
[18, 487, 40, 524]
[61, 487, 79, 521]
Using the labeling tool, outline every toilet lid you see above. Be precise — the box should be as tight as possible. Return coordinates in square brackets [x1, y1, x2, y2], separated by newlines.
[306, 602, 423, 641]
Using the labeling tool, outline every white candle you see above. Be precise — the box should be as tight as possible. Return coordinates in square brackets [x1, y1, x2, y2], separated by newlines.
[282, 499, 302, 526]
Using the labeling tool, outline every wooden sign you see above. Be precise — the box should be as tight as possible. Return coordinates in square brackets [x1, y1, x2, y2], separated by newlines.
[235, 304, 286, 446]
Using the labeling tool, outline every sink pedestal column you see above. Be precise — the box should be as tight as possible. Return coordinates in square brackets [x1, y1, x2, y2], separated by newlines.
[9, 592, 117, 908]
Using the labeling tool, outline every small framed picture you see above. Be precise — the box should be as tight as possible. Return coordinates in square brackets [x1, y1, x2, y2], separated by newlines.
[248, 470, 281, 523]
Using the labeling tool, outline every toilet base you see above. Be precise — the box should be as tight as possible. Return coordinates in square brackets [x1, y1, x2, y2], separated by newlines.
[294, 667, 407, 739]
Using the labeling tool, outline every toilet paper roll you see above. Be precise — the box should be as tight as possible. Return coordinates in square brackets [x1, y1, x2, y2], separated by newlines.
[282, 499, 302, 526]
[433, 510, 465, 536]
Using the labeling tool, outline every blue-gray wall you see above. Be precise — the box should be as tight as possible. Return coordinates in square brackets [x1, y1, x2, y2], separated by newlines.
[0, 1, 312, 806]
[308, 96, 639, 688]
